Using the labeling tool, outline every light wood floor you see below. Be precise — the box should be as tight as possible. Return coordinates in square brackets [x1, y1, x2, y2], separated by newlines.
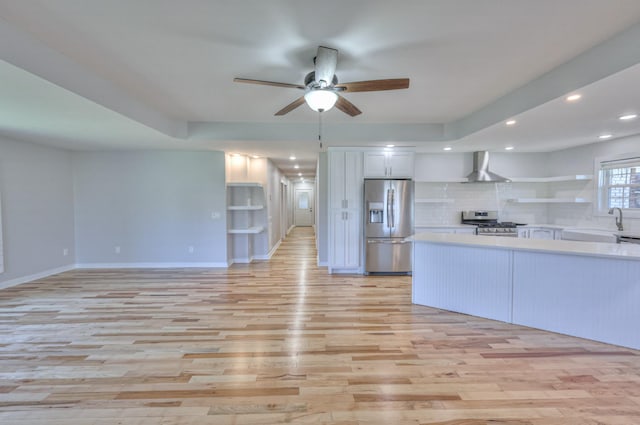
[1, 227, 639, 424]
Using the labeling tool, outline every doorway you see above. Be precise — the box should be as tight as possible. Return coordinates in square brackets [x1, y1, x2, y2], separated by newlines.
[294, 186, 314, 226]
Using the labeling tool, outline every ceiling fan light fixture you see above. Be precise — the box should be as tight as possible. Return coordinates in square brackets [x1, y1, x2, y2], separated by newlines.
[304, 89, 338, 112]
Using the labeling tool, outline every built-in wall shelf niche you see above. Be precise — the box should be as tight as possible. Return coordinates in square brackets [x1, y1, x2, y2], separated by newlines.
[509, 174, 593, 183]
[226, 182, 267, 263]
[415, 198, 455, 204]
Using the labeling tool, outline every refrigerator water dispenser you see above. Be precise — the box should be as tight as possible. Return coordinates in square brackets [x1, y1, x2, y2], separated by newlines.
[368, 202, 384, 223]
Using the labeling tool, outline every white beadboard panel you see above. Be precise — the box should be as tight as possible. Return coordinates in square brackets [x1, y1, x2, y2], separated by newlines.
[513, 251, 640, 350]
[413, 243, 512, 322]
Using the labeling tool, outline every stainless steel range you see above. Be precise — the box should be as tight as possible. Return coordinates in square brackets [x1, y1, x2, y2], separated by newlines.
[461, 210, 524, 237]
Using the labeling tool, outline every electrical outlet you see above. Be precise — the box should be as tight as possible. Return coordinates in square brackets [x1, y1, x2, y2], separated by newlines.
[114, 246, 121, 254]
[211, 211, 221, 220]
[63, 248, 69, 256]
[188, 246, 194, 253]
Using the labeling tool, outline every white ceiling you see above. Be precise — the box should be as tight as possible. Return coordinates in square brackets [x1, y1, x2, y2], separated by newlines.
[1, 0, 640, 178]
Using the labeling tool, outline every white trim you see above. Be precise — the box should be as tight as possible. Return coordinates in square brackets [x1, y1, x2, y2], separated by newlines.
[287, 224, 295, 235]
[254, 239, 281, 260]
[594, 152, 640, 218]
[76, 262, 229, 269]
[0, 264, 75, 289]
[317, 260, 328, 267]
[229, 258, 252, 264]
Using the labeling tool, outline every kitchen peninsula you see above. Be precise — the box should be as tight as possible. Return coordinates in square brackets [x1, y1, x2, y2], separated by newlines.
[411, 232, 640, 350]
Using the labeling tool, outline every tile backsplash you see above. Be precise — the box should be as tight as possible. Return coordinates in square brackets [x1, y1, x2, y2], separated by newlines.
[415, 179, 640, 234]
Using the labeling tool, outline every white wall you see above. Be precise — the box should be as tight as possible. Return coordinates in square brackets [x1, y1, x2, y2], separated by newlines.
[414, 152, 552, 225]
[0, 137, 75, 287]
[414, 140, 640, 233]
[73, 150, 227, 266]
[546, 134, 640, 233]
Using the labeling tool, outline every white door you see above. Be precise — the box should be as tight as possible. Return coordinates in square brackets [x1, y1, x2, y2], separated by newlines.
[294, 188, 314, 226]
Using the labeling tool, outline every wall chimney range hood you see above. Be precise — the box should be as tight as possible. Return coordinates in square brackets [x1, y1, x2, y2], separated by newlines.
[464, 151, 510, 183]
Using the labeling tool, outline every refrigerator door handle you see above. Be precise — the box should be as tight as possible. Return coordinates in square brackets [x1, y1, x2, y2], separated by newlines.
[367, 239, 409, 244]
[386, 189, 392, 228]
[390, 188, 395, 228]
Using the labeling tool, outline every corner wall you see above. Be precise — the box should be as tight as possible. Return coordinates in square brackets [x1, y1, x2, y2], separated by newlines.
[0, 137, 75, 288]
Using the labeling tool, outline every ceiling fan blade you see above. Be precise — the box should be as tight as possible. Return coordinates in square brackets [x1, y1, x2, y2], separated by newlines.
[314, 46, 338, 87]
[334, 95, 362, 117]
[275, 96, 306, 116]
[234, 78, 305, 90]
[336, 78, 410, 92]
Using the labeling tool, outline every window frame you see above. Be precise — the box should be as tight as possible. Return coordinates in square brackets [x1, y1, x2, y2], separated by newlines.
[594, 153, 640, 218]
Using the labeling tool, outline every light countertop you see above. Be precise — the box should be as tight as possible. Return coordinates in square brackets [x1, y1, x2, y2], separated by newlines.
[414, 224, 477, 229]
[410, 231, 640, 260]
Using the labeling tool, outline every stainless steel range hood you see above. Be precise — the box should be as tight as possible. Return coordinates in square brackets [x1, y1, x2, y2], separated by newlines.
[464, 151, 510, 183]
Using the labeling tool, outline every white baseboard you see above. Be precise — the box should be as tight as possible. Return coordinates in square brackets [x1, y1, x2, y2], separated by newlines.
[317, 260, 328, 267]
[229, 258, 251, 264]
[254, 240, 281, 260]
[287, 224, 295, 235]
[76, 262, 229, 269]
[0, 264, 76, 290]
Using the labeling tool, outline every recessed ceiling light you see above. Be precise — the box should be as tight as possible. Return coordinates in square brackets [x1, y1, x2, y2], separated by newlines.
[300, 177, 304, 181]
[294, 165, 299, 169]
[443, 147, 452, 151]
[619, 114, 638, 121]
[506, 120, 517, 126]
[289, 156, 296, 160]
[298, 172, 302, 176]
[599, 134, 613, 140]
[386, 144, 395, 148]
[231, 153, 242, 157]
[505, 146, 515, 151]
[566, 94, 582, 102]
[251, 155, 260, 159]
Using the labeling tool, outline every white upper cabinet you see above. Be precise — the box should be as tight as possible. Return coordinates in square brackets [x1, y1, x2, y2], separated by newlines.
[364, 151, 414, 178]
[329, 151, 363, 210]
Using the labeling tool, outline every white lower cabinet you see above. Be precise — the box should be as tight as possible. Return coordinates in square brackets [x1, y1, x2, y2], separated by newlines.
[329, 209, 360, 272]
[518, 227, 562, 240]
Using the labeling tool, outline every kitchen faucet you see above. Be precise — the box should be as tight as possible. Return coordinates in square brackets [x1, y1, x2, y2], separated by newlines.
[608, 207, 624, 231]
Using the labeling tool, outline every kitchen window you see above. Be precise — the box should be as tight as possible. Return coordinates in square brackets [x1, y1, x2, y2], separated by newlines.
[597, 156, 640, 214]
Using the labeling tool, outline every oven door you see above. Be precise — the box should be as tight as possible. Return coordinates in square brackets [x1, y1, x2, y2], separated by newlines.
[476, 231, 517, 237]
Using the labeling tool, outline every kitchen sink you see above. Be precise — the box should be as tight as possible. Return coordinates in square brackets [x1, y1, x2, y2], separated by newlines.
[619, 235, 640, 244]
[561, 228, 640, 244]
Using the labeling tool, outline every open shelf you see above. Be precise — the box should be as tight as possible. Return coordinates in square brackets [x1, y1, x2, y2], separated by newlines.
[509, 174, 593, 183]
[228, 226, 264, 234]
[227, 182, 267, 263]
[228, 205, 264, 210]
[507, 197, 591, 203]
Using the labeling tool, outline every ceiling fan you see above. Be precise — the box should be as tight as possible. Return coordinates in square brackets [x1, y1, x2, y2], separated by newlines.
[234, 46, 410, 117]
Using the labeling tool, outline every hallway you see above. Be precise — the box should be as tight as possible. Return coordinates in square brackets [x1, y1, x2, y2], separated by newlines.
[0, 227, 639, 424]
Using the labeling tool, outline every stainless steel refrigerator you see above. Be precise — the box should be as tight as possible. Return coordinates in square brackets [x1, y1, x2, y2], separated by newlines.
[364, 179, 414, 274]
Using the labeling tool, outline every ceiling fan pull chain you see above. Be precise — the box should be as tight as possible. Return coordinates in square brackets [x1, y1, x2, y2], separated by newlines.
[318, 110, 323, 144]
